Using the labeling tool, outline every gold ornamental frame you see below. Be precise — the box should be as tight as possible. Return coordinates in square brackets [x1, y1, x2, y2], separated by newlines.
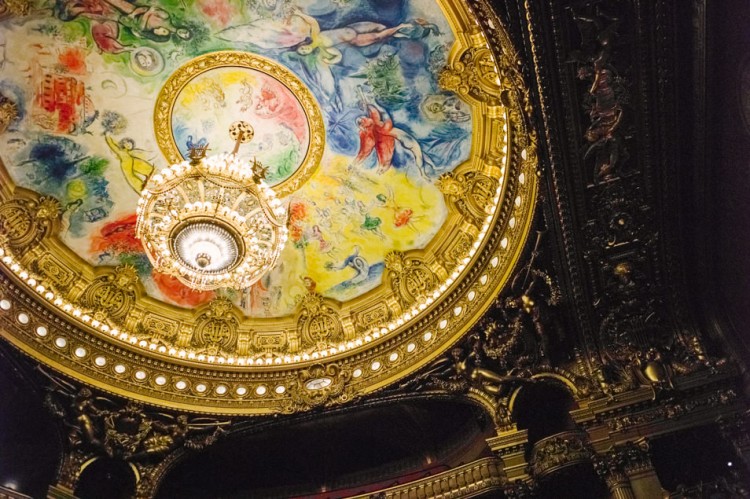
[0, 0, 539, 415]
[153, 50, 326, 199]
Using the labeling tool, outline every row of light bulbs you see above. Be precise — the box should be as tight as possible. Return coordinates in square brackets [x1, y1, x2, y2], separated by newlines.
[0, 136, 528, 366]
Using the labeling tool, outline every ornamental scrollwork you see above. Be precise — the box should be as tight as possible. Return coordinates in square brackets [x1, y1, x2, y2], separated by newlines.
[437, 170, 498, 228]
[351, 301, 391, 334]
[467, 233, 564, 372]
[192, 297, 240, 355]
[384, 251, 437, 310]
[596, 328, 727, 399]
[296, 292, 344, 349]
[529, 430, 595, 479]
[136, 312, 180, 345]
[439, 28, 502, 106]
[79, 265, 138, 324]
[396, 339, 536, 427]
[49, 392, 228, 460]
[30, 253, 77, 291]
[393, 233, 572, 418]
[41, 369, 229, 489]
[0, 195, 59, 251]
[607, 389, 738, 432]
[251, 330, 289, 354]
[285, 363, 354, 413]
[437, 230, 473, 273]
[584, 183, 653, 258]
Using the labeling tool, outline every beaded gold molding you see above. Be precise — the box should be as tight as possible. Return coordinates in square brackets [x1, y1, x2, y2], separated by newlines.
[0, 0, 538, 414]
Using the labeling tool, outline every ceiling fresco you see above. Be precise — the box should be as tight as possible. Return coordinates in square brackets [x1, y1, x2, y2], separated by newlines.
[0, 0, 470, 317]
[0, 0, 538, 413]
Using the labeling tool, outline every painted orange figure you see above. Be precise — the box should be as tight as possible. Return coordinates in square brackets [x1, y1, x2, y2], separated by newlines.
[355, 105, 396, 172]
[354, 104, 433, 176]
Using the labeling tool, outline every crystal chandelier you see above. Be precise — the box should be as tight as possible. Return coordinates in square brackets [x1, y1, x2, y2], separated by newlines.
[136, 122, 288, 291]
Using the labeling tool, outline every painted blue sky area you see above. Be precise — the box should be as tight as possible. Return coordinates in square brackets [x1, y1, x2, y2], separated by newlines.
[214, 0, 473, 179]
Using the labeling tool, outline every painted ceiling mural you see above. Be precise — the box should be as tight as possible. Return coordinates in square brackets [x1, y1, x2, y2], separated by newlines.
[0, 0, 471, 318]
[0, 0, 538, 413]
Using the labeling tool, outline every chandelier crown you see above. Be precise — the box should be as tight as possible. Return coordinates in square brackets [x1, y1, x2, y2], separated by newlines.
[188, 143, 209, 164]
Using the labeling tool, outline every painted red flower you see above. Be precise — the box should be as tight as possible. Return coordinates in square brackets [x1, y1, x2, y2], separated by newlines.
[394, 209, 413, 227]
[152, 271, 215, 308]
[90, 214, 141, 255]
[198, 0, 235, 26]
[289, 201, 307, 223]
[58, 47, 87, 75]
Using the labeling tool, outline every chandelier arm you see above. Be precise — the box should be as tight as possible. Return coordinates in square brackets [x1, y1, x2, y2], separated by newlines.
[257, 196, 286, 228]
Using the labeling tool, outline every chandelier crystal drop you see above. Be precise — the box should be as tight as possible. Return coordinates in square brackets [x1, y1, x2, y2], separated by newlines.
[172, 222, 239, 272]
[136, 122, 288, 291]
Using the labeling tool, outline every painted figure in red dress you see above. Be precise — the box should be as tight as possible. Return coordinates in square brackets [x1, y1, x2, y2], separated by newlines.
[254, 83, 308, 145]
[353, 104, 433, 177]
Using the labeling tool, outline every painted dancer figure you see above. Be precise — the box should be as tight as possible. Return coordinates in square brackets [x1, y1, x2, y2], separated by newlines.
[353, 102, 433, 177]
[104, 134, 154, 193]
[325, 245, 370, 285]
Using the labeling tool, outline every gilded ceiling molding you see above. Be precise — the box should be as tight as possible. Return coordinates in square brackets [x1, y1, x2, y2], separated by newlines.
[0, 0, 538, 414]
[76, 265, 140, 326]
[0, 192, 59, 253]
[152, 51, 326, 199]
[605, 386, 740, 433]
[516, 0, 728, 400]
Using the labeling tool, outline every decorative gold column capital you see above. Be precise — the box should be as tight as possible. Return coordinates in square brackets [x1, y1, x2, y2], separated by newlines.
[528, 430, 594, 479]
[487, 427, 530, 481]
[602, 438, 663, 499]
[593, 453, 636, 499]
[616, 438, 653, 476]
